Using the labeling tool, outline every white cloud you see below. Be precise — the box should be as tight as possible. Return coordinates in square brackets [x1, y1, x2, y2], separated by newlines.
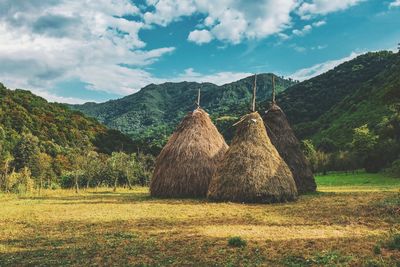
[188, 29, 213, 44]
[290, 52, 360, 81]
[389, 0, 400, 8]
[145, 0, 298, 44]
[171, 68, 252, 85]
[293, 25, 312, 36]
[298, 0, 365, 19]
[0, 0, 370, 104]
[0, 0, 175, 99]
[313, 20, 326, 27]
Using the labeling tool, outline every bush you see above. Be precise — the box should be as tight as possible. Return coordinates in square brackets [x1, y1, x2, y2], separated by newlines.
[385, 233, 400, 250]
[373, 244, 381, 255]
[227, 236, 247, 248]
[386, 159, 400, 178]
[60, 174, 74, 188]
[6, 167, 34, 194]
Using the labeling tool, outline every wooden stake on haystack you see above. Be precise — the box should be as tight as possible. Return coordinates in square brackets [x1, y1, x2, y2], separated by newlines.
[272, 75, 276, 105]
[196, 88, 201, 108]
[251, 74, 257, 112]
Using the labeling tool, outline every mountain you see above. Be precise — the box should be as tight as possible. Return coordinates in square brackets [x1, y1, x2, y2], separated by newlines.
[275, 51, 400, 147]
[0, 84, 135, 155]
[72, 51, 400, 155]
[71, 74, 297, 153]
[72, 74, 296, 133]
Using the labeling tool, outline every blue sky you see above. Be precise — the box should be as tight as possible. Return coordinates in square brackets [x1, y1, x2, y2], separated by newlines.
[0, 0, 399, 103]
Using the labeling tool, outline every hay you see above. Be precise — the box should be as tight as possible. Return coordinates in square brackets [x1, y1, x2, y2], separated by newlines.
[263, 103, 317, 194]
[150, 108, 228, 198]
[208, 112, 298, 203]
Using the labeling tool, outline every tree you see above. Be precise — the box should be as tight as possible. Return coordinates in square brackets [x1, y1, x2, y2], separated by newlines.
[351, 124, 378, 171]
[66, 150, 86, 193]
[37, 153, 52, 194]
[301, 140, 317, 172]
[317, 138, 337, 153]
[0, 153, 13, 192]
[12, 133, 40, 175]
[108, 152, 129, 192]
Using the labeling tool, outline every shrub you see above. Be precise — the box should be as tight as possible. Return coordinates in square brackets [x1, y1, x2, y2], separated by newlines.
[385, 233, 400, 250]
[364, 259, 385, 267]
[6, 167, 34, 194]
[228, 236, 247, 248]
[386, 159, 400, 178]
[373, 244, 381, 255]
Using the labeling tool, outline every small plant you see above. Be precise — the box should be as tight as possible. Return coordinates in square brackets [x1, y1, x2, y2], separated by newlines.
[385, 233, 400, 250]
[373, 244, 381, 255]
[364, 259, 384, 267]
[282, 255, 312, 267]
[228, 236, 247, 248]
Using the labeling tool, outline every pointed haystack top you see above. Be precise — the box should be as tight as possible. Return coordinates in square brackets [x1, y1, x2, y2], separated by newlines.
[263, 93, 316, 194]
[150, 108, 228, 198]
[208, 112, 298, 203]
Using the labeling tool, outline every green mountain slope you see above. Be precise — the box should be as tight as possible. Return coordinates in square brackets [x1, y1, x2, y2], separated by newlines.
[276, 51, 400, 146]
[72, 74, 296, 135]
[0, 84, 134, 155]
[72, 51, 400, 156]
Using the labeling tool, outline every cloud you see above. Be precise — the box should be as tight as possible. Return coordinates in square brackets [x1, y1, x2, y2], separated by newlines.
[292, 25, 312, 36]
[290, 52, 360, 81]
[145, 0, 298, 44]
[188, 29, 213, 44]
[0, 0, 175, 99]
[171, 68, 252, 85]
[0, 0, 371, 104]
[389, 0, 400, 8]
[291, 19, 326, 37]
[298, 0, 365, 19]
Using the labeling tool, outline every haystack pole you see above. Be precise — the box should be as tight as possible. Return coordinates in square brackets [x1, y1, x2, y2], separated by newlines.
[208, 75, 297, 203]
[263, 75, 317, 194]
[196, 88, 201, 108]
[150, 90, 228, 198]
[251, 74, 257, 112]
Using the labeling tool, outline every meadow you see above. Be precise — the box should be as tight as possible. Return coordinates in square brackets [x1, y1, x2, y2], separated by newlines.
[0, 173, 399, 266]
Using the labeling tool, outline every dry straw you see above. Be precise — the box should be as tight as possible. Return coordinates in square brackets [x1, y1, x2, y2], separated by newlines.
[208, 112, 298, 203]
[263, 76, 316, 194]
[150, 107, 228, 198]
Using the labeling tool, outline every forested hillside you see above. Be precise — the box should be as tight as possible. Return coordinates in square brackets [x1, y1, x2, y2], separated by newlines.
[276, 51, 400, 174]
[73, 51, 400, 174]
[0, 84, 154, 193]
[277, 51, 400, 145]
[71, 74, 296, 153]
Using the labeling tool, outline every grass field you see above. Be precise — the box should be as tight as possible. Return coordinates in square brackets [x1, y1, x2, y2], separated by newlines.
[0, 172, 399, 266]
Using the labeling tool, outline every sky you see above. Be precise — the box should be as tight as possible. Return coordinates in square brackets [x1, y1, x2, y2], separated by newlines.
[0, 0, 399, 104]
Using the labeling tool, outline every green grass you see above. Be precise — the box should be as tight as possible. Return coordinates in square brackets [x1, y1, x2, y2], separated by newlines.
[316, 172, 400, 192]
[0, 173, 399, 266]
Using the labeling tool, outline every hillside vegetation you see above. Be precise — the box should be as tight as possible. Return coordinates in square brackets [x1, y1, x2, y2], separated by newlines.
[0, 85, 154, 194]
[71, 74, 297, 154]
[278, 51, 400, 145]
[73, 51, 400, 174]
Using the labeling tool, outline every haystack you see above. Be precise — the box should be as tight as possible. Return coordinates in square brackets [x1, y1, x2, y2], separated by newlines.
[263, 76, 316, 194]
[207, 112, 298, 203]
[208, 75, 297, 203]
[150, 107, 228, 198]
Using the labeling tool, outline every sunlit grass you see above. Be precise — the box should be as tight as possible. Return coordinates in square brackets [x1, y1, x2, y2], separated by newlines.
[0, 174, 399, 266]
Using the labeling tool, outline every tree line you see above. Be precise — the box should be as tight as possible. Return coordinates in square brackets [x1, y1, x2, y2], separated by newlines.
[0, 130, 155, 194]
[301, 104, 400, 177]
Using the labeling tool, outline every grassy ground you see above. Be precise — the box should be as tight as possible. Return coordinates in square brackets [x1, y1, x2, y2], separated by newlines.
[0, 173, 399, 266]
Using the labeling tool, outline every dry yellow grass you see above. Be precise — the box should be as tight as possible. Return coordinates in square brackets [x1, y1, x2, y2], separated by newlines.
[0, 177, 399, 266]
